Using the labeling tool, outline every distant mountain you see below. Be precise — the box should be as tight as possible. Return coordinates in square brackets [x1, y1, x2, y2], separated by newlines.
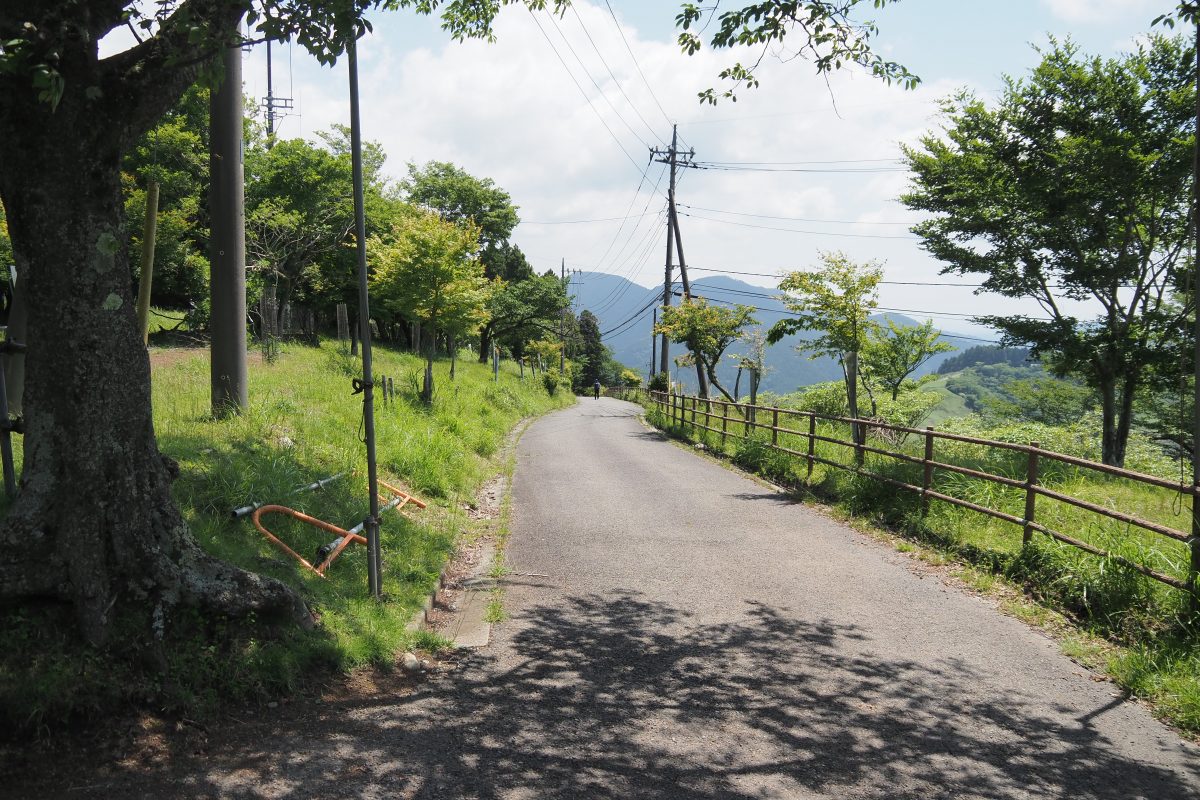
[572, 272, 989, 395]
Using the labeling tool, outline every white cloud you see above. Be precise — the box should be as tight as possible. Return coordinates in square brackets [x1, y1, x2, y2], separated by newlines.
[231, 2, 1103, 333]
[1040, 0, 1158, 24]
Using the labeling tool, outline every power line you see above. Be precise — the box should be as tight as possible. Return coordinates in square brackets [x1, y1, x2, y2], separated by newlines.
[521, 211, 660, 225]
[684, 162, 907, 174]
[568, 2, 664, 145]
[601, 0, 674, 131]
[527, 9, 644, 172]
[678, 210, 919, 240]
[678, 203, 914, 226]
[699, 158, 902, 166]
[543, 9, 651, 154]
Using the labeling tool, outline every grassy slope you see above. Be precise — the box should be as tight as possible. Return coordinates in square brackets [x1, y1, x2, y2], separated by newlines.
[1, 341, 573, 731]
[919, 375, 972, 427]
[645, 402, 1200, 735]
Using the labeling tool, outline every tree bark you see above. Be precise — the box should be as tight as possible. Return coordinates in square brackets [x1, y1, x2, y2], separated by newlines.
[478, 326, 492, 364]
[1099, 374, 1120, 467]
[0, 42, 309, 646]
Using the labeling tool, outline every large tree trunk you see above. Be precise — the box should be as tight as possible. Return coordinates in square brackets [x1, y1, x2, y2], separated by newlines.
[0, 43, 308, 646]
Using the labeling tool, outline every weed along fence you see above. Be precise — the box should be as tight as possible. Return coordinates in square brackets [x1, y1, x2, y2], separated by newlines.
[649, 391, 1200, 599]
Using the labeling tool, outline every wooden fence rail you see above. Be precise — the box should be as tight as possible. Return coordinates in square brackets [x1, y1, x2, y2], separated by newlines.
[648, 391, 1199, 596]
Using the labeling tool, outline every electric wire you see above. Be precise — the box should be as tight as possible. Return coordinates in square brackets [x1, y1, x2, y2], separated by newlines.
[684, 162, 907, 174]
[568, 2, 665, 145]
[677, 203, 914, 226]
[678, 210, 919, 240]
[601, 0, 674, 131]
[527, 9, 644, 172]
[542, 9, 652, 157]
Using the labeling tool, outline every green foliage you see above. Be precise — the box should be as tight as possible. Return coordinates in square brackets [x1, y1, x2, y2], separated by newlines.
[676, 0, 918, 104]
[541, 370, 565, 396]
[862, 319, 954, 401]
[485, 271, 568, 359]
[124, 85, 211, 309]
[902, 35, 1195, 466]
[656, 298, 757, 401]
[648, 372, 670, 393]
[770, 252, 881, 428]
[780, 380, 942, 431]
[983, 376, 1097, 426]
[732, 433, 795, 484]
[401, 160, 522, 280]
[937, 345, 1031, 375]
[577, 310, 604, 387]
[0, 202, 11, 272]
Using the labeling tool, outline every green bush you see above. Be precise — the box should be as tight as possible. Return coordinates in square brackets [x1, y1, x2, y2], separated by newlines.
[647, 372, 669, 393]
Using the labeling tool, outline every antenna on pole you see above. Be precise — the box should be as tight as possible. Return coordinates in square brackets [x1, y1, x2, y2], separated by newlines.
[261, 40, 294, 146]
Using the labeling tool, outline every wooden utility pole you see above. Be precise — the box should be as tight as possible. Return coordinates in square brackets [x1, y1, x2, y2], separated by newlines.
[652, 126, 705, 394]
[209, 44, 248, 416]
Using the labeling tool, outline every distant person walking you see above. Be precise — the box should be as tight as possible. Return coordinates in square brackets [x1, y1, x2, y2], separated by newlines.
[593, 379, 601, 400]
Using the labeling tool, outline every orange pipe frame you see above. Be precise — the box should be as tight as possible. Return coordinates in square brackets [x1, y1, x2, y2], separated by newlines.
[250, 485, 424, 578]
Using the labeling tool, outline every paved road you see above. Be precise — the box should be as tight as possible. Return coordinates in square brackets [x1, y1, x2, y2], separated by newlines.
[27, 399, 1200, 798]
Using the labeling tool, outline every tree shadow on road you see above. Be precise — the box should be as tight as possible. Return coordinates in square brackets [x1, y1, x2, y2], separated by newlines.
[86, 593, 1199, 799]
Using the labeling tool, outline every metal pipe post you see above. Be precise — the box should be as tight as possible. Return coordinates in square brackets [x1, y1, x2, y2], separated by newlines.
[348, 38, 382, 599]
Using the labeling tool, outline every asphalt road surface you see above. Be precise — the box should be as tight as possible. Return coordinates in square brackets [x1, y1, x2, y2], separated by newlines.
[24, 399, 1200, 798]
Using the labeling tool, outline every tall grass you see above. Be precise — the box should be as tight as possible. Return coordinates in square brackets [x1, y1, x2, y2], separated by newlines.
[0, 340, 572, 733]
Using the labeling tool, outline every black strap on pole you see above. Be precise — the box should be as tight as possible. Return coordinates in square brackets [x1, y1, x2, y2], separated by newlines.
[348, 36, 382, 599]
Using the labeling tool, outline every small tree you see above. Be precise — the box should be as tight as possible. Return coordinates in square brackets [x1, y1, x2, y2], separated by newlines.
[656, 299, 758, 402]
[768, 252, 882, 459]
[369, 209, 490, 403]
[902, 36, 1194, 466]
[862, 319, 954, 402]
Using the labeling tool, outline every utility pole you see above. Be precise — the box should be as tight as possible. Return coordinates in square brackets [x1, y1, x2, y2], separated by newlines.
[209, 43, 248, 416]
[651, 125, 704, 393]
[560, 258, 566, 373]
[1191, 12, 1200, 612]
[650, 308, 657, 378]
[261, 40, 294, 147]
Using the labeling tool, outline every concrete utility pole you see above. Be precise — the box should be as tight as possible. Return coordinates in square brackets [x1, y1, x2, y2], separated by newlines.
[651, 126, 703, 392]
[209, 44, 248, 416]
[560, 258, 566, 373]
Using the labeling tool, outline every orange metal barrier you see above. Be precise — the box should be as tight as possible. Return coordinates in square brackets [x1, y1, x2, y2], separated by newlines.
[249, 482, 425, 577]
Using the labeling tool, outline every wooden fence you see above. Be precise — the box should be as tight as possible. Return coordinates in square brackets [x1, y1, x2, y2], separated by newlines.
[649, 391, 1200, 596]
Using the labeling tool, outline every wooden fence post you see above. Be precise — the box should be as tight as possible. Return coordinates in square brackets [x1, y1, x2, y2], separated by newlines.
[771, 408, 779, 447]
[721, 401, 728, 448]
[704, 398, 712, 431]
[691, 396, 697, 425]
[807, 413, 816, 478]
[921, 427, 935, 517]
[1023, 442, 1040, 546]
